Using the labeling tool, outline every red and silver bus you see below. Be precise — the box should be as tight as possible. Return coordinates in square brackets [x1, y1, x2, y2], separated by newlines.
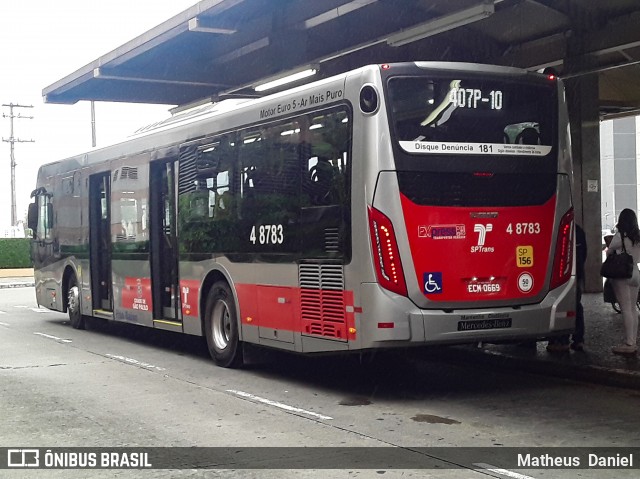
[28, 62, 575, 367]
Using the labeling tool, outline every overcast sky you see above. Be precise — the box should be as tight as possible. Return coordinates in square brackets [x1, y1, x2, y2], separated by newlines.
[0, 0, 198, 227]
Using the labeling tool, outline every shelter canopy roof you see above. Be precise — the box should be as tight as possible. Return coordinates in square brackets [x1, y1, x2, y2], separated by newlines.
[43, 0, 640, 117]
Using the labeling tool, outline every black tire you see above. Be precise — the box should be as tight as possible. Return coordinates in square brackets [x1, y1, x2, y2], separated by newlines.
[67, 275, 85, 329]
[204, 282, 243, 368]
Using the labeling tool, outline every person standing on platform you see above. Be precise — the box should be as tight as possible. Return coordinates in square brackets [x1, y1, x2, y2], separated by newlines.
[607, 208, 640, 355]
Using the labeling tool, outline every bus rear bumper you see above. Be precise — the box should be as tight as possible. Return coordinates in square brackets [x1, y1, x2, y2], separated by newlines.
[359, 279, 576, 347]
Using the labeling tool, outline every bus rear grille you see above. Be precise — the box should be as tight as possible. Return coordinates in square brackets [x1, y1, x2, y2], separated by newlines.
[324, 228, 340, 253]
[299, 264, 346, 340]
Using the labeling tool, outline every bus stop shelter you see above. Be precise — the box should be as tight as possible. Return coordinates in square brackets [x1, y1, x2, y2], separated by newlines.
[42, 0, 640, 291]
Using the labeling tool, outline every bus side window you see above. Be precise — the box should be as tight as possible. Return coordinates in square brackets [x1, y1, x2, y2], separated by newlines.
[302, 109, 350, 207]
[238, 123, 300, 219]
[194, 139, 235, 220]
[178, 136, 239, 253]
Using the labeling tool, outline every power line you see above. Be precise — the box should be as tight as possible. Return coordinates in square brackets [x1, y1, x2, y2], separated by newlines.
[2, 103, 35, 227]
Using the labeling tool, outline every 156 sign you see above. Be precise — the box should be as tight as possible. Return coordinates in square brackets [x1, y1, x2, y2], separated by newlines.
[517, 246, 534, 267]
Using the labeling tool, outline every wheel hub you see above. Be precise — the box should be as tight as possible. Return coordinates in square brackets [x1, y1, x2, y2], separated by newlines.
[68, 286, 80, 314]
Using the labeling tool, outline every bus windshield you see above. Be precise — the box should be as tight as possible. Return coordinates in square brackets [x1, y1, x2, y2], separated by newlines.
[387, 76, 556, 157]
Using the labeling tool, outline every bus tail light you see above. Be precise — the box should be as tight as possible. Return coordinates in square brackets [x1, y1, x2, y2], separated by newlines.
[550, 208, 574, 290]
[368, 206, 407, 296]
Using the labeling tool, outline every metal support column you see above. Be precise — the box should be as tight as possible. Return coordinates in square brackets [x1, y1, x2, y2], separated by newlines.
[566, 74, 602, 293]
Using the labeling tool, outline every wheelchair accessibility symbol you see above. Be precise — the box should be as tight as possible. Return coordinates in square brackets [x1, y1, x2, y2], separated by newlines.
[423, 272, 443, 294]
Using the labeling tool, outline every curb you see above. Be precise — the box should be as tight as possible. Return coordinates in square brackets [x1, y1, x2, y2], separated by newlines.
[439, 345, 640, 391]
[0, 282, 35, 289]
[0, 268, 34, 278]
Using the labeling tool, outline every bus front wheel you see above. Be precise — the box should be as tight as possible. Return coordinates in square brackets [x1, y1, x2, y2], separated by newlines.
[204, 281, 243, 368]
[67, 275, 85, 330]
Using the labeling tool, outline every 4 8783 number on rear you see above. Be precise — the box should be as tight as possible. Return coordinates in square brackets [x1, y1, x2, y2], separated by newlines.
[507, 222, 540, 235]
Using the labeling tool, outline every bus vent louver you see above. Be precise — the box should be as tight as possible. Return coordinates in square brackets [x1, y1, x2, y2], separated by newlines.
[299, 263, 346, 340]
[324, 228, 340, 253]
[120, 166, 138, 180]
[178, 145, 198, 195]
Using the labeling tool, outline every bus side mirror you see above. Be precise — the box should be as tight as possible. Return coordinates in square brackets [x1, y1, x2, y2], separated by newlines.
[27, 202, 38, 231]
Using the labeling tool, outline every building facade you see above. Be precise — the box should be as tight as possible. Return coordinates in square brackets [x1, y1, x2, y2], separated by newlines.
[600, 116, 640, 232]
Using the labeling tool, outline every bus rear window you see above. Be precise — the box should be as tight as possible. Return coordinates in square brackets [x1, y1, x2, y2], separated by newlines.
[398, 171, 557, 207]
[387, 76, 556, 157]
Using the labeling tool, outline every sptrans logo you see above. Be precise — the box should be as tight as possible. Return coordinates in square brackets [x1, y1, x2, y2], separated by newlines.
[472, 224, 494, 253]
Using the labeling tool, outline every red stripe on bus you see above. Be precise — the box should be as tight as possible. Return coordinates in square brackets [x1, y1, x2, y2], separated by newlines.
[236, 283, 356, 341]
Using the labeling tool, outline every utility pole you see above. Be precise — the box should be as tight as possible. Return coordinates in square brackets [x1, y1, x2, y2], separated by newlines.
[2, 103, 34, 227]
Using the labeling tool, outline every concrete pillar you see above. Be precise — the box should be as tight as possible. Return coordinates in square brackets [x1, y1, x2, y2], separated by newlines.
[566, 73, 602, 293]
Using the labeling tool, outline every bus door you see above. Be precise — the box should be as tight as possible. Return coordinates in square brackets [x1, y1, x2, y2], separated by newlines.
[150, 160, 180, 321]
[89, 173, 113, 312]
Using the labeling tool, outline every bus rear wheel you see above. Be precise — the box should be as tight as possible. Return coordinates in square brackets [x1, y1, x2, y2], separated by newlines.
[67, 275, 85, 330]
[204, 281, 243, 368]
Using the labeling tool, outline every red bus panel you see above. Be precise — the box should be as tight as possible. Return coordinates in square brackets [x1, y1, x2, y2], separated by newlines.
[400, 193, 557, 302]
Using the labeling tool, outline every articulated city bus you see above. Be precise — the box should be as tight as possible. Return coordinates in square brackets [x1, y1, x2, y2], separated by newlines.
[28, 62, 576, 367]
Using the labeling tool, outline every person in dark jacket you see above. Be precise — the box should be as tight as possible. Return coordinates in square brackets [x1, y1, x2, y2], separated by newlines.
[571, 224, 587, 350]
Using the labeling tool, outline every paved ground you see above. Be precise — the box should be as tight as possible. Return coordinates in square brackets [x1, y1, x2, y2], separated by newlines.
[2, 268, 639, 390]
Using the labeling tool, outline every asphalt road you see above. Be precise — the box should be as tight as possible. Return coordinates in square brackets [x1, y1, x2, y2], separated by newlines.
[2, 287, 640, 478]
